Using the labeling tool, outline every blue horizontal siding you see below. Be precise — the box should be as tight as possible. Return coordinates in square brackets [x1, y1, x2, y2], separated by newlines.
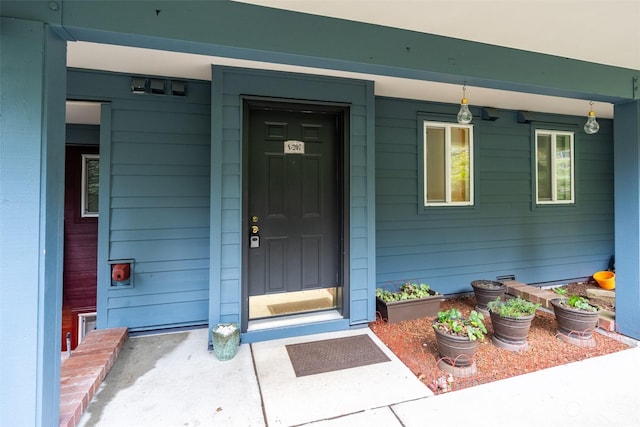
[376, 97, 614, 294]
[108, 300, 208, 331]
[110, 176, 209, 197]
[110, 208, 210, 230]
[110, 238, 209, 262]
[68, 69, 211, 331]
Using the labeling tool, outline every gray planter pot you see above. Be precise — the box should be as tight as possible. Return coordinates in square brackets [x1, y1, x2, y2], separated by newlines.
[471, 280, 507, 311]
[550, 298, 600, 340]
[433, 324, 478, 367]
[489, 311, 535, 351]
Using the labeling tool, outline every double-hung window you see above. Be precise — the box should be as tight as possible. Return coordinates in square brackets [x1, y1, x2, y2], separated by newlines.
[423, 121, 474, 206]
[535, 130, 574, 204]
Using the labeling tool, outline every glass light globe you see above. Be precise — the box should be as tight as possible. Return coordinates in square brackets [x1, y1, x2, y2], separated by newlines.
[584, 111, 600, 134]
[457, 98, 473, 124]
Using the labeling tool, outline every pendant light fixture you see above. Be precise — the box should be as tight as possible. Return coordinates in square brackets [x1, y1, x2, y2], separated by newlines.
[457, 84, 473, 124]
[584, 101, 600, 134]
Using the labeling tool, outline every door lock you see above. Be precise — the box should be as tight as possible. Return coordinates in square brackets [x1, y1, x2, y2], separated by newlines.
[250, 218, 260, 248]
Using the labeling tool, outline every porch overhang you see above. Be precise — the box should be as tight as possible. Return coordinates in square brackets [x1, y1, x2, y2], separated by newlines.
[5, 0, 638, 103]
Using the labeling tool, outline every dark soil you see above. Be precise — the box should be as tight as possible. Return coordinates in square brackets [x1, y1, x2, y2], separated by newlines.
[559, 279, 616, 312]
[370, 294, 629, 394]
[471, 280, 505, 290]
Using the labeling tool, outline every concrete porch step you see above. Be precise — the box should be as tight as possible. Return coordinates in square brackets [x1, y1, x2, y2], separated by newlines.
[59, 327, 128, 427]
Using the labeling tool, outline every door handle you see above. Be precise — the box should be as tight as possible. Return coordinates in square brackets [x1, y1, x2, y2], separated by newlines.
[250, 225, 259, 234]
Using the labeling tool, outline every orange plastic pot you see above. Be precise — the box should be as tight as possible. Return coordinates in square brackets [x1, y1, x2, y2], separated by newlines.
[593, 271, 615, 290]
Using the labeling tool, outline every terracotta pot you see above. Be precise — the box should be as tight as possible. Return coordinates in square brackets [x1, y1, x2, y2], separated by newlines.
[471, 280, 506, 310]
[433, 324, 478, 367]
[489, 311, 534, 346]
[550, 298, 600, 339]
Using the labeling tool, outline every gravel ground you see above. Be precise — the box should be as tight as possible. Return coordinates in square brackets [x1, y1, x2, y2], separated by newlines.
[370, 294, 628, 394]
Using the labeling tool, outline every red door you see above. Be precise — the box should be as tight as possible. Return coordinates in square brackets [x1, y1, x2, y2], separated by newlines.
[61, 145, 99, 351]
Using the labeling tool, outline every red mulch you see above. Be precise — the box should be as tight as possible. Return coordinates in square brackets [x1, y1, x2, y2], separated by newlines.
[370, 295, 629, 394]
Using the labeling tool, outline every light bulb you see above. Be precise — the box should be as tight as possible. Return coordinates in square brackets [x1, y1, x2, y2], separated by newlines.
[457, 97, 473, 124]
[584, 110, 599, 134]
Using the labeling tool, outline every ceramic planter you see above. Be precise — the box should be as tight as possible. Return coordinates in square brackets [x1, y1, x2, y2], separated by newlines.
[212, 322, 240, 361]
[550, 298, 600, 345]
[489, 311, 535, 351]
[376, 292, 443, 323]
[433, 325, 478, 368]
[471, 280, 507, 312]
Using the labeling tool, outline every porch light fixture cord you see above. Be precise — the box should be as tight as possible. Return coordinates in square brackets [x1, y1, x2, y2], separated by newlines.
[584, 101, 600, 134]
[457, 84, 473, 124]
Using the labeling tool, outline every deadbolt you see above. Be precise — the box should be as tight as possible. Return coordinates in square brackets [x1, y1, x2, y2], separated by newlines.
[250, 225, 259, 234]
[251, 216, 259, 223]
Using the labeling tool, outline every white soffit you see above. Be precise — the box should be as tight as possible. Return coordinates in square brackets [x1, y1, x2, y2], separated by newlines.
[68, 0, 640, 121]
[66, 100, 101, 125]
[67, 41, 614, 118]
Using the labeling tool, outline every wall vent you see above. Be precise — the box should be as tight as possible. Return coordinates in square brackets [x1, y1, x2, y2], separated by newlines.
[130, 77, 187, 97]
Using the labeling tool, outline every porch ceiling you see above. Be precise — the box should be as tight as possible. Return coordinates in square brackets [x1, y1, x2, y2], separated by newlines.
[237, 0, 640, 71]
[66, 0, 640, 123]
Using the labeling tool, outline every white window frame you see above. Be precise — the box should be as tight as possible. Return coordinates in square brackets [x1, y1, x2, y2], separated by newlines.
[81, 154, 100, 217]
[535, 130, 575, 205]
[423, 121, 474, 207]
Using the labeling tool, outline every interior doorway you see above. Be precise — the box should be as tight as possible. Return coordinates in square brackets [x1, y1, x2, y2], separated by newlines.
[62, 101, 101, 352]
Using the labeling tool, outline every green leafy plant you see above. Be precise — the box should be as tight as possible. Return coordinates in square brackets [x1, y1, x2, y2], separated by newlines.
[376, 282, 438, 302]
[487, 297, 540, 319]
[553, 287, 568, 296]
[553, 288, 600, 312]
[552, 286, 599, 312]
[433, 308, 487, 341]
[565, 294, 599, 312]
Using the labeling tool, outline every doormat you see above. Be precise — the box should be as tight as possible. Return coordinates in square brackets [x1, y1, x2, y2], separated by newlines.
[268, 298, 333, 315]
[286, 334, 390, 377]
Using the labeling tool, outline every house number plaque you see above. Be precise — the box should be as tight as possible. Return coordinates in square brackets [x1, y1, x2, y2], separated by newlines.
[284, 140, 305, 154]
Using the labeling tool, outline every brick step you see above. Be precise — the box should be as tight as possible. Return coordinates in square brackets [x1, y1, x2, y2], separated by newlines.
[59, 327, 128, 427]
[501, 280, 615, 332]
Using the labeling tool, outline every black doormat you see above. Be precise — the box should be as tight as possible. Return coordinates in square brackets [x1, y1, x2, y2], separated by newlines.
[286, 334, 390, 377]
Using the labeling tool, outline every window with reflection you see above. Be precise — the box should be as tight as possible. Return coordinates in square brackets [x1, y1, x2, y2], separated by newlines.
[423, 121, 473, 206]
[535, 130, 574, 204]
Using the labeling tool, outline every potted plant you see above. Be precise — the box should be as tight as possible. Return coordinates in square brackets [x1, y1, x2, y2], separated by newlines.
[211, 322, 240, 361]
[376, 282, 443, 323]
[432, 308, 487, 376]
[487, 296, 540, 351]
[550, 289, 601, 347]
[470, 279, 507, 313]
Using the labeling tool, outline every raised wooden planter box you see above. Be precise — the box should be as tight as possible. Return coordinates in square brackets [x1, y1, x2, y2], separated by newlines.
[376, 293, 443, 324]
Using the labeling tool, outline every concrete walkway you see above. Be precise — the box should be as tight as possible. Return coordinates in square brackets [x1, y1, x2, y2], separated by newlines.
[78, 327, 640, 427]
